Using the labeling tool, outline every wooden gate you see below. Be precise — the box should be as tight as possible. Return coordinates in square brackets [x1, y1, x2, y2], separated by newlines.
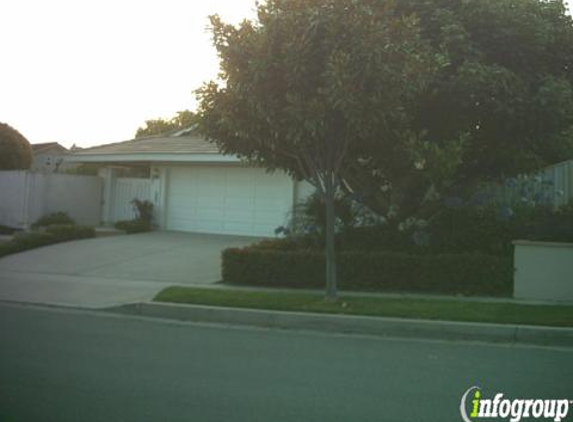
[112, 178, 151, 222]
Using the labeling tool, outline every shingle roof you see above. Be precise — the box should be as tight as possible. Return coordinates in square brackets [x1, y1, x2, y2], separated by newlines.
[73, 134, 220, 156]
[32, 142, 68, 154]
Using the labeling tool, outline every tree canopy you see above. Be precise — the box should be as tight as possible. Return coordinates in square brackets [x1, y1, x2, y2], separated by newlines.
[197, 0, 573, 297]
[197, 0, 448, 297]
[327, 0, 573, 218]
[389, 0, 573, 206]
[0, 122, 33, 170]
[135, 110, 197, 138]
[198, 0, 573, 221]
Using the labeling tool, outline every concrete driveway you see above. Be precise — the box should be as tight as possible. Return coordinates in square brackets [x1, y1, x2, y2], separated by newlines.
[0, 232, 258, 308]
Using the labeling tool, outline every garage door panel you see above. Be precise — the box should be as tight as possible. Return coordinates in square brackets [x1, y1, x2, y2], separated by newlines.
[255, 198, 289, 210]
[170, 219, 198, 232]
[252, 224, 279, 236]
[225, 210, 254, 221]
[255, 210, 287, 224]
[225, 197, 254, 210]
[223, 222, 254, 233]
[195, 211, 224, 221]
[196, 189, 222, 196]
[171, 210, 197, 221]
[167, 166, 292, 236]
[194, 221, 224, 233]
[196, 197, 224, 208]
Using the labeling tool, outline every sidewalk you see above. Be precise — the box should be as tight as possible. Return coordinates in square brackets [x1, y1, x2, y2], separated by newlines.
[2, 269, 572, 347]
[0, 270, 165, 309]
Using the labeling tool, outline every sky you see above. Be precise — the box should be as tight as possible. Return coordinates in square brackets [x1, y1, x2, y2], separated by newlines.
[0, 0, 257, 148]
[0, 0, 571, 149]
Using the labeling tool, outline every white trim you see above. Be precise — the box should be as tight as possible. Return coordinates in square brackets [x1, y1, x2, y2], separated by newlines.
[65, 153, 241, 164]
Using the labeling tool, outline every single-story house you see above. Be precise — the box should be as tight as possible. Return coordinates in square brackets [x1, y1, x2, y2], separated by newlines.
[31, 142, 76, 173]
[67, 130, 313, 237]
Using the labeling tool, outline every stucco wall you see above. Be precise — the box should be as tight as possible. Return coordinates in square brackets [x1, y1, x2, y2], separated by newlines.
[513, 240, 573, 303]
[0, 171, 102, 228]
[0, 171, 28, 228]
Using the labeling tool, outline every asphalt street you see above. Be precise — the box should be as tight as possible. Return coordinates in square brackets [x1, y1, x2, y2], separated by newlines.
[0, 303, 571, 422]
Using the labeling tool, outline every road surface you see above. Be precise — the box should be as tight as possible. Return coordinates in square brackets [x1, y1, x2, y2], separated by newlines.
[0, 303, 571, 422]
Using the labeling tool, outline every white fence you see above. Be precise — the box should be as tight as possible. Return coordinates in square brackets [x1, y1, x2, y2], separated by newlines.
[111, 177, 151, 222]
[484, 160, 573, 208]
[0, 171, 103, 228]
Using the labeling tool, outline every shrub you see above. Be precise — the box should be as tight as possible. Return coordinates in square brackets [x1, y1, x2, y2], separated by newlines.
[335, 201, 573, 256]
[427, 202, 573, 254]
[2, 232, 55, 256]
[132, 199, 153, 223]
[426, 206, 515, 255]
[0, 224, 95, 258]
[34, 212, 76, 228]
[45, 224, 95, 240]
[114, 219, 152, 234]
[0, 225, 18, 235]
[222, 247, 513, 297]
[113, 199, 154, 234]
[341, 224, 419, 253]
[514, 201, 573, 243]
[285, 192, 384, 237]
[0, 122, 32, 170]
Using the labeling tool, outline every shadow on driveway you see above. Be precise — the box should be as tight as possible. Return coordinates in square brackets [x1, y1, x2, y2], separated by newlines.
[0, 231, 259, 308]
[0, 231, 259, 284]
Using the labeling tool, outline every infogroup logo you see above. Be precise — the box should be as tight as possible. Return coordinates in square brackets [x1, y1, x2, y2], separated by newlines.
[460, 386, 571, 422]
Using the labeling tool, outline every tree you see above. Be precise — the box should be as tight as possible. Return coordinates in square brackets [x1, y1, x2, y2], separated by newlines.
[197, 0, 573, 299]
[197, 0, 446, 299]
[0, 122, 33, 170]
[135, 110, 198, 138]
[344, 0, 573, 217]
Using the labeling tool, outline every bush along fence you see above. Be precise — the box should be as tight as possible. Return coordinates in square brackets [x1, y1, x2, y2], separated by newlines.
[0, 170, 102, 229]
[222, 247, 513, 297]
[0, 216, 95, 258]
[114, 198, 154, 234]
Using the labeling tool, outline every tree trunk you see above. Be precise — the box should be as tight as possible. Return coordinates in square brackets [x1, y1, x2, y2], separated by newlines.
[324, 171, 337, 301]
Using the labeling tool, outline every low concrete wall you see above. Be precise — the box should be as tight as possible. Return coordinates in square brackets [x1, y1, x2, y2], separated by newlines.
[513, 240, 573, 303]
[0, 171, 102, 228]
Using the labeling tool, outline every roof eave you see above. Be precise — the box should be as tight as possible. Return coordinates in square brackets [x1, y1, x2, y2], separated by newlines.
[65, 152, 241, 164]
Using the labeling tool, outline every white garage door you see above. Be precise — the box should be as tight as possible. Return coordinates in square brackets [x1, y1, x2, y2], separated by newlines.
[166, 166, 294, 236]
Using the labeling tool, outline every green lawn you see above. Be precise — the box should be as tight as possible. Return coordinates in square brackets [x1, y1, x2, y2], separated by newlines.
[154, 287, 573, 327]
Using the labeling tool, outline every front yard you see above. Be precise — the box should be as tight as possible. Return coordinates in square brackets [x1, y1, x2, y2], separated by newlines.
[154, 287, 573, 328]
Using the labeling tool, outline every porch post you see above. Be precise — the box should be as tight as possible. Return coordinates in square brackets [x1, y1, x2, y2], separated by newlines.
[98, 167, 116, 225]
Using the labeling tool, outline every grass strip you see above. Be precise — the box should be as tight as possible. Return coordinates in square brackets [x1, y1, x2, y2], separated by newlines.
[154, 287, 573, 328]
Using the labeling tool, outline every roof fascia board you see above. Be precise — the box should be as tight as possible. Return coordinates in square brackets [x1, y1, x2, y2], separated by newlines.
[64, 153, 241, 163]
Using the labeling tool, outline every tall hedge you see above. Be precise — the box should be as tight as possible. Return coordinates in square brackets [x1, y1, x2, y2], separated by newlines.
[222, 248, 513, 297]
[0, 122, 33, 170]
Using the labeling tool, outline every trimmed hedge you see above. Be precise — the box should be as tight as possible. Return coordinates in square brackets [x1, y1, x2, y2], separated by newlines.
[222, 248, 513, 297]
[0, 224, 95, 258]
[44, 224, 95, 240]
[114, 219, 152, 234]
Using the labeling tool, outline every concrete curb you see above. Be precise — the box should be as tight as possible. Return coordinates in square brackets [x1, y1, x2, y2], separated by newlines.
[108, 301, 573, 348]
